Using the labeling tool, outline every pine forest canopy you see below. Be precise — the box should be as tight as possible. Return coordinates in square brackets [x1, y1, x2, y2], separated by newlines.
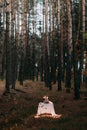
[0, 0, 87, 99]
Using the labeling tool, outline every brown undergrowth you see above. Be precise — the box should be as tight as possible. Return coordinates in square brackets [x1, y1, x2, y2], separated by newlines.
[0, 80, 87, 130]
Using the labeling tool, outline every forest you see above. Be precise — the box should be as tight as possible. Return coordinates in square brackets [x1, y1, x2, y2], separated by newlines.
[0, 0, 87, 130]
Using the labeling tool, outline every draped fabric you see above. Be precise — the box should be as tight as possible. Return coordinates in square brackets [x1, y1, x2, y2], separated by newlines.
[37, 101, 56, 116]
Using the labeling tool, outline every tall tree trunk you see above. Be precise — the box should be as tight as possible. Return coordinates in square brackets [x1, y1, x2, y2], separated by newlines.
[82, 0, 85, 49]
[11, 0, 17, 89]
[50, 0, 57, 84]
[72, 1, 80, 99]
[57, 0, 62, 91]
[1, 0, 7, 79]
[65, 0, 72, 93]
[82, 0, 86, 83]
[18, 0, 25, 85]
[0, 11, 2, 78]
[5, 11, 11, 93]
[60, 0, 65, 82]
[44, 0, 52, 90]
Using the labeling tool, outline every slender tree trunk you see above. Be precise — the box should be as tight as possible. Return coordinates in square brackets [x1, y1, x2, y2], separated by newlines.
[60, 0, 65, 82]
[11, 0, 17, 89]
[1, 0, 6, 79]
[65, 0, 72, 93]
[18, 50, 24, 85]
[5, 11, 11, 93]
[18, 0, 24, 85]
[57, 0, 62, 91]
[82, 0, 85, 49]
[50, 0, 57, 84]
[44, 0, 52, 90]
[0, 11, 2, 78]
[82, 0, 86, 83]
[72, 1, 80, 99]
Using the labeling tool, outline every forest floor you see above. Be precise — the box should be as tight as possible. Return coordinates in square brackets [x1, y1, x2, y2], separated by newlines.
[0, 80, 87, 130]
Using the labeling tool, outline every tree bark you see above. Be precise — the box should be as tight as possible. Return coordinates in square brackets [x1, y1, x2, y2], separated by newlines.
[5, 12, 11, 93]
[57, 0, 62, 91]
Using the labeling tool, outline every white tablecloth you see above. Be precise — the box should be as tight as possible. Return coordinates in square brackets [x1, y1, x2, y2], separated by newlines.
[37, 101, 56, 116]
